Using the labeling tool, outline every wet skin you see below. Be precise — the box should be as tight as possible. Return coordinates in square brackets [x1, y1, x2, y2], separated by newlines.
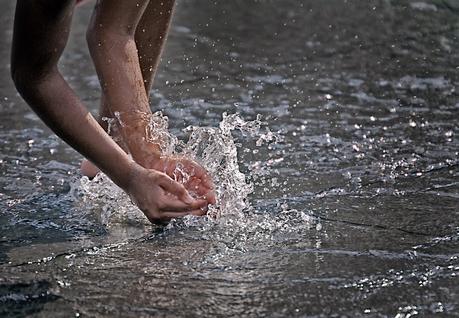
[11, 0, 215, 224]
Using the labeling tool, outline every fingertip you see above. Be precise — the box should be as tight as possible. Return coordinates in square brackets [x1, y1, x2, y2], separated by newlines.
[182, 193, 195, 205]
[202, 178, 214, 190]
[191, 208, 207, 217]
[205, 192, 217, 205]
[191, 198, 208, 209]
[160, 174, 189, 198]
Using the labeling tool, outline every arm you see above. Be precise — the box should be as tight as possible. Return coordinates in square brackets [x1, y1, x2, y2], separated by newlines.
[86, 0, 161, 167]
[11, 0, 206, 223]
[81, 0, 175, 177]
[86, 1, 216, 204]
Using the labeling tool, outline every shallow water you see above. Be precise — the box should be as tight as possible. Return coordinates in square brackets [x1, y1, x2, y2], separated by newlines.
[1, 0, 459, 317]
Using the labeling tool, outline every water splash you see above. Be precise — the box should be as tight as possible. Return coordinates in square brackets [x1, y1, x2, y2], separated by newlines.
[181, 113, 266, 218]
[76, 112, 274, 225]
[72, 111, 319, 256]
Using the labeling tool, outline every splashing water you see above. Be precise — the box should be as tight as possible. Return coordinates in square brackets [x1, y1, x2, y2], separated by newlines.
[181, 113, 266, 218]
[73, 111, 319, 255]
[75, 112, 277, 226]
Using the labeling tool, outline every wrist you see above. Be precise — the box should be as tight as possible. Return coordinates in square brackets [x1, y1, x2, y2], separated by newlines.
[103, 158, 136, 191]
[116, 159, 144, 193]
[114, 111, 163, 168]
[130, 142, 161, 168]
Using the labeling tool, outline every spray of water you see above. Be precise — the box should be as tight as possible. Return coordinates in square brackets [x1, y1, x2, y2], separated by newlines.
[67, 111, 322, 261]
[75, 112, 276, 226]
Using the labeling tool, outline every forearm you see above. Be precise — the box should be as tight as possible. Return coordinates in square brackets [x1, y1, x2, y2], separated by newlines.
[10, 0, 208, 223]
[95, 0, 175, 155]
[87, 1, 170, 168]
[88, 32, 161, 166]
[14, 69, 135, 190]
[11, 0, 137, 189]
[136, 0, 176, 93]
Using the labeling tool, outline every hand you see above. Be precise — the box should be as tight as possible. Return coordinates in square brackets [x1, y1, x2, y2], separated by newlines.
[124, 163, 208, 224]
[148, 156, 216, 206]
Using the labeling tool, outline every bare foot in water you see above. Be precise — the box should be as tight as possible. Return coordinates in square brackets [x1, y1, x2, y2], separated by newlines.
[80, 159, 100, 178]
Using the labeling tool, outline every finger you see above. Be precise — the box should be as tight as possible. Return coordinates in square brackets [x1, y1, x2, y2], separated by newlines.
[176, 159, 213, 187]
[157, 174, 194, 204]
[160, 211, 192, 220]
[185, 177, 204, 195]
[161, 208, 207, 219]
[145, 210, 194, 225]
[186, 178, 216, 205]
[160, 195, 208, 211]
[190, 166, 214, 190]
[187, 176, 215, 195]
[204, 191, 217, 205]
[166, 158, 189, 179]
[194, 187, 217, 205]
[159, 196, 193, 211]
[191, 208, 208, 216]
[189, 198, 209, 209]
[81, 159, 100, 179]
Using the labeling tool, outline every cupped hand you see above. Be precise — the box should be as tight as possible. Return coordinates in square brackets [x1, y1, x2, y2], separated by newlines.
[125, 163, 208, 224]
[148, 156, 216, 206]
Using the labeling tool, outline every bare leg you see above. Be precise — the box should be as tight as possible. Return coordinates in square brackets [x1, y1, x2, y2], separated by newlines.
[81, 0, 176, 177]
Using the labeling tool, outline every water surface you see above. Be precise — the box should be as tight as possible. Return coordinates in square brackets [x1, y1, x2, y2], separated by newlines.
[1, 0, 458, 317]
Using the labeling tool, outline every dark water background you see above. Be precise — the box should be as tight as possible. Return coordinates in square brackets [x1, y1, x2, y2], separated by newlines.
[1, 0, 458, 317]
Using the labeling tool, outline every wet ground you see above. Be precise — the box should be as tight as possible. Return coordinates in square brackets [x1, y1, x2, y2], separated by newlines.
[1, 0, 459, 317]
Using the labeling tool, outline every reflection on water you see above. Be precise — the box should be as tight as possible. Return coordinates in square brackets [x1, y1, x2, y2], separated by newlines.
[1, 0, 458, 317]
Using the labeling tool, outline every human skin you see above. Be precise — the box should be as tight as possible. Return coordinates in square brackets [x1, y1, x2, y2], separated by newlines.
[90, 0, 176, 132]
[82, 0, 216, 205]
[11, 0, 211, 223]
